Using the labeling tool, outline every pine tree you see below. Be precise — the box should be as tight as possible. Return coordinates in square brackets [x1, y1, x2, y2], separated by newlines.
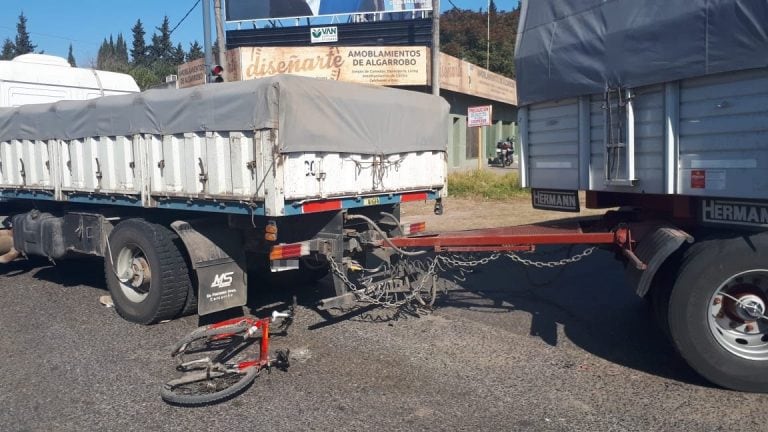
[67, 43, 76, 67]
[172, 42, 186, 66]
[489, 0, 498, 14]
[115, 33, 129, 64]
[186, 41, 204, 62]
[96, 35, 129, 72]
[1, 39, 15, 60]
[149, 16, 173, 62]
[130, 19, 147, 65]
[13, 12, 37, 56]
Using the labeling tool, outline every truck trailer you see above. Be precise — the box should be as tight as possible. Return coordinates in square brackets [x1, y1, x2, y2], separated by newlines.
[513, 0, 768, 392]
[0, 74, 448, 324]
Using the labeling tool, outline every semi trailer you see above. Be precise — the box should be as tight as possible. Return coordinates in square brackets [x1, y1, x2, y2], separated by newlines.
[513, 0, 768, 392]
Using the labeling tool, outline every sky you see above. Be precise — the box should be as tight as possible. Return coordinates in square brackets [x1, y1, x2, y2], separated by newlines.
[0, 0, 518, 67]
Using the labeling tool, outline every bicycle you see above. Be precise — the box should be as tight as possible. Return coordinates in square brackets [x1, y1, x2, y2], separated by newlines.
[160, 301, 295, 406]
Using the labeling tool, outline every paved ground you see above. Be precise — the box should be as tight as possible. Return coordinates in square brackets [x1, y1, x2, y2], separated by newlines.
[1, 202, 767, 431]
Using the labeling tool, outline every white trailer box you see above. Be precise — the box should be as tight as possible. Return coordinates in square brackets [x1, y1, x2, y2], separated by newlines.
[0, 74, 448, 217]
[0, 54, 139, 107]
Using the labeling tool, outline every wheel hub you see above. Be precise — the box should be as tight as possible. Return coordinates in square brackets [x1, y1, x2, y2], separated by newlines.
[735, 294, 766, 321]
[115, 245, 152, 303]
[708, 270, 768, 361]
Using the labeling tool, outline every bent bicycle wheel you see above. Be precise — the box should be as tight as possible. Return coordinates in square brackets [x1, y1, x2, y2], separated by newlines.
[161, 366, 259, 406]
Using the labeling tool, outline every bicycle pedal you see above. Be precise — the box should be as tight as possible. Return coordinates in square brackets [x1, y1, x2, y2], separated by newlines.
[274, 349, 290, 371]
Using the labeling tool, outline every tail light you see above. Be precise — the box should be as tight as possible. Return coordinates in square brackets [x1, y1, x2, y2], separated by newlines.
[270, 242, 310, 261]
[400, 222, 426, 236]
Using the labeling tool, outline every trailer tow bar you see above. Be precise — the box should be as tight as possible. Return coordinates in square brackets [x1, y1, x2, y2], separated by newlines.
[385, 222, 646, 270]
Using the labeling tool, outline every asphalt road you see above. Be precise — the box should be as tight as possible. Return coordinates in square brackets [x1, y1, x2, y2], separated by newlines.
[1, 249, 767, 431]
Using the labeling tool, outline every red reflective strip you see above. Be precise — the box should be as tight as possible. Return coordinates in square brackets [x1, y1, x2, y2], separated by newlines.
[401, 192, 428, 202]
[302, 200, 342, 213]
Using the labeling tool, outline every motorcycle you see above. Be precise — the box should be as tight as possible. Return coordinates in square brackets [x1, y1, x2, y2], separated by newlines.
[487, 137, 515, 167]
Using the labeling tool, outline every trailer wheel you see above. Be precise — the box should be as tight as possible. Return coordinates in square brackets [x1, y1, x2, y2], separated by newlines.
[105, 219, 192, 324]
[668, 234, 768, 392]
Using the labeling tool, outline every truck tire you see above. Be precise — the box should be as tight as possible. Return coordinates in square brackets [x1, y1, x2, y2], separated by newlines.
[104, 219, 192, 324]
[667, 233, 768, 392]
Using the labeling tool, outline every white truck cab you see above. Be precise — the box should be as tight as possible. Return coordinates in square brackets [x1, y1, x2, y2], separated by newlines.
[0, 54, 139, 107]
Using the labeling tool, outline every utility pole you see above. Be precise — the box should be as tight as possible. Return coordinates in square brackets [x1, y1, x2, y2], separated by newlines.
[203, 0, 213, 83]
[431, 0, 440, 96]
[214, 0, 227, 68]
[486, 0, 490, 69]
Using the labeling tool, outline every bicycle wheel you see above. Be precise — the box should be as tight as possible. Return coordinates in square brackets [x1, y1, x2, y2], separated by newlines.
[161, 365, 259, 406]
[170, 323, 250, 357]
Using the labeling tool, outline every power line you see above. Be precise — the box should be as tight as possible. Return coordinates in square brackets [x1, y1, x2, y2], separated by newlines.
[170, 0, 202, 35]
[0, 25, 100, 47]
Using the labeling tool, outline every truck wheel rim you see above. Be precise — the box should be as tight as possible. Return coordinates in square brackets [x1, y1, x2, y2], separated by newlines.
[115, 244, 152, 303]
[708, 269, 768, 360]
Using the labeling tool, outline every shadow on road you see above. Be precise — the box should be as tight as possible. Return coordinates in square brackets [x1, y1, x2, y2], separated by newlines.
[435, 245, 711, 388]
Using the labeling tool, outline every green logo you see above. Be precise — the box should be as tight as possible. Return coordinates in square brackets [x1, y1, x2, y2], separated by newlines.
[312, 29, 322, 38]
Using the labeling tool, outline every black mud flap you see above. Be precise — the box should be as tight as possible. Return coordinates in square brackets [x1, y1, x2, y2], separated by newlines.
[171, 220, 247, 315]
[626, 226, 693, 297]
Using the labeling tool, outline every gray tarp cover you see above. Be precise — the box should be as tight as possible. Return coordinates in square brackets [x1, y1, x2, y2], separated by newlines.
[515, 0, 768, 106]
[0, 74, 449, 154]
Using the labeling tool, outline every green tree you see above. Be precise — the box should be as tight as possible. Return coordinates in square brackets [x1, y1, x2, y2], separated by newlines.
[171, 42, 186, 66]
[128, 65, 160, 90]
[13, 12, 37, 56]
[130, 19, 147, 65]
[1, 39, 15, 60]
[67, 43, 76, 67]
[115, 34, 129, 65]
[97, 35, 129, 72]
[148, 16, 173, 62]
[186, 41, 204, 62]
[440, 7, 519, 78]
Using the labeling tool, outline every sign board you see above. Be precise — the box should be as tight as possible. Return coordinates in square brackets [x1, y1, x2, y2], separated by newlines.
[438, 52, 517, 106]
[238, 46, 428, 86]
[177, 58, 207, 88]
[311, 26, 338, 43]
[532, 189, 580, 212]
[226, 0, 432, 21]
[177, 48, 518, 109]
[467, 105, 492, 127]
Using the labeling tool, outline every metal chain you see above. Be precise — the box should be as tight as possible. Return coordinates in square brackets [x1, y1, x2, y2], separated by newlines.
[506, 247, 597, 268]
[437, 253, 501, 268]
[328, 255, 439, 308]
[327, 246, 598, 309]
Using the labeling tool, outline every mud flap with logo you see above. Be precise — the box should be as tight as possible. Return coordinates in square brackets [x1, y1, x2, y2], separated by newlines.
[170, 220, 247, 315]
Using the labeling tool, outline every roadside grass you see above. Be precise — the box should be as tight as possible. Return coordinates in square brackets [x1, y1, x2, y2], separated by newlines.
[447, 169, 529, 200]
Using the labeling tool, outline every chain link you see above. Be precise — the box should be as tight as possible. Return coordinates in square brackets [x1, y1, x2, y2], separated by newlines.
[326, 246, 598, 310]
[506, 247, 597, 268]
[328, 255, 439, 308]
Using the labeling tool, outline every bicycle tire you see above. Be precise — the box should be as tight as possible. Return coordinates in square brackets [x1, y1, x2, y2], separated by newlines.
[161, 366, 259, 406]
[170, 323, 250, 356]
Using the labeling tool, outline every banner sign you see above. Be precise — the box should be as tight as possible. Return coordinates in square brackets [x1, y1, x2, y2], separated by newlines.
[176, 48, 518, 108]
[226, 0, 432, 21]
[237, 46, 428, 86]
